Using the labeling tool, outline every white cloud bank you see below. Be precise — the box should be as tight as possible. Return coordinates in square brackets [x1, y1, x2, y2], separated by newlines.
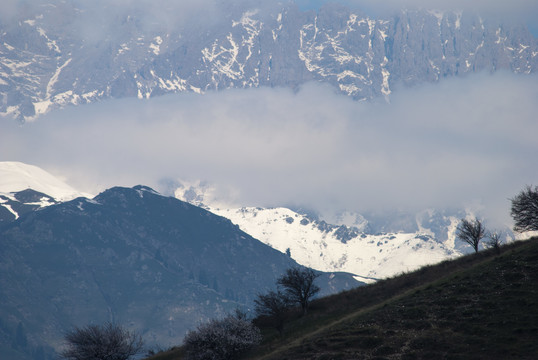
[1, 71, 536, 227]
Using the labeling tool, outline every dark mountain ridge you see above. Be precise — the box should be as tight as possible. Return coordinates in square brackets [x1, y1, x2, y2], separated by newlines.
[0, 189, 57, 224]
[0, 185, 360, 360]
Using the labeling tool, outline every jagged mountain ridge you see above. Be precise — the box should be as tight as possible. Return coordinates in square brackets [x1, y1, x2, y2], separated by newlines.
[0, 184, 360, 360]
[1, 1, 536, 121]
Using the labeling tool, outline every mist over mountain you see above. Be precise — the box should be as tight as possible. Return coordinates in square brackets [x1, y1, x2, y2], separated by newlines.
[1, 0, 536, 122]
[1, 1, 537, 229]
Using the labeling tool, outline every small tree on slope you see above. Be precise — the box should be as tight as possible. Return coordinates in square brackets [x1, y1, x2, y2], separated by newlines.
[485, 231, 504, 254]
[511, 185, 538, 232]
[277, 267, 320, 315]
[254, 290, 291, 336]
[456, 218, 486, 253]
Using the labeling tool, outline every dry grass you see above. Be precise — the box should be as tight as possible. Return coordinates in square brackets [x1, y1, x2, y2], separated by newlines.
[249, 237, 538, 359]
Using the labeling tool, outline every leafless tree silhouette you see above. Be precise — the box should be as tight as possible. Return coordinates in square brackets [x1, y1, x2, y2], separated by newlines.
[511, 185, 538, 232]
[456, 218, 486, 253]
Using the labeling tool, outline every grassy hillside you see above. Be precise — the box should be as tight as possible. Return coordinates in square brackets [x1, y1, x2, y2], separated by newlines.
[147, 237, 538, 359]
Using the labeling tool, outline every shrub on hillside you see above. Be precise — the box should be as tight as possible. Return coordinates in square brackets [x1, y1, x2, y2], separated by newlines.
[59, 322, 143, 360]
[183, 312, 261, 360]
[485, 231, 504, 254]
[254, 289, 291, 336]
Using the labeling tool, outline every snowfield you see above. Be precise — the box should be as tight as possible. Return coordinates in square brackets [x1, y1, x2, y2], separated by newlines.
[174, 181, 464, 281]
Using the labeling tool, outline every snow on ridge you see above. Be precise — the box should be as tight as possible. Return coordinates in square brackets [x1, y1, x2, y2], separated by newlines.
[0, 161, 92, 201]
[174, 181, 462, 281]
[0, 201, 19, 219]
[427, 9, 444, 25]
[150, 36, 163, 55]
[46, 58, 72, 99]
[210, 205, 460, 280]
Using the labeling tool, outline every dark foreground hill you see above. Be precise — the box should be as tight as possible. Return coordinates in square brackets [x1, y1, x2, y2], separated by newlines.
[0, 186, 360, 360]
[251, 237, 538, 359]
[149, 236, 538, 359]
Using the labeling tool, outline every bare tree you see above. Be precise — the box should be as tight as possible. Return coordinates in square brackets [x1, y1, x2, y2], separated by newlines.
[183, 312, 261, 360]
[456, 218, 486, 253]
[60, 322, 143, 360]
[254, 290, 291, 336]
[485, 231, 504, 254]
[277, 267, 320, 315]
[511, 185, 538, 232]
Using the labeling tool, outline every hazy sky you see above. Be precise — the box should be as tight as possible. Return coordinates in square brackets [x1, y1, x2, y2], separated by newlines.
[2, 71, 537, 227]
[306, 0, 538, 22]
[2, 0, 536, 39]
[4, 0, 537, 29]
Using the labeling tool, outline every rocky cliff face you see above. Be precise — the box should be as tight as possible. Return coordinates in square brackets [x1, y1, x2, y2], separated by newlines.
[1, 1, 536, 122]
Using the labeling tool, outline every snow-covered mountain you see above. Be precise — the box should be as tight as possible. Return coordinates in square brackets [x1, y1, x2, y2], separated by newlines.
[0, 162, 93, 223]
[1, 1, 536, 122]
[0, 161, 91, 200]
[174, 180, 467, 282]
[1, 162, 470, 282]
